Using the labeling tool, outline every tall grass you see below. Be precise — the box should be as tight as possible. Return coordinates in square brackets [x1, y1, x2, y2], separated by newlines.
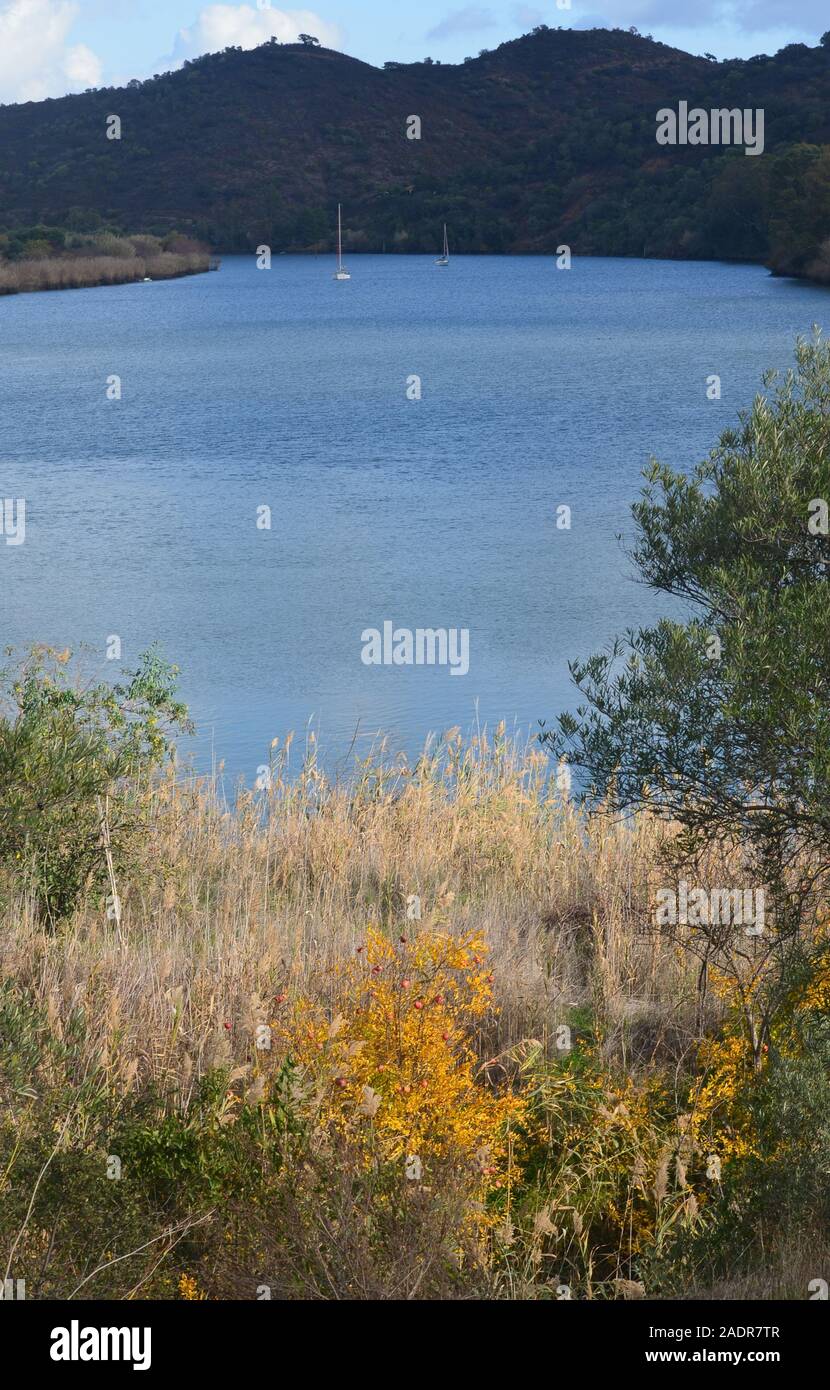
[0, 728, 702, 1093]
[0, 249, 209, 296]
[3, 727, 823, 1299]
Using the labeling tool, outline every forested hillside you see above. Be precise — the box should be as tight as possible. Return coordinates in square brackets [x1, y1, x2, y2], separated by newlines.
[1, 26, 829, 278]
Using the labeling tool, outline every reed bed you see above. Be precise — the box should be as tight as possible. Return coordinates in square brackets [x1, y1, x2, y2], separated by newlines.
[2, 728, 826, 1299]
[0, 249, 209, 295]
[0, 727, 703, 1099]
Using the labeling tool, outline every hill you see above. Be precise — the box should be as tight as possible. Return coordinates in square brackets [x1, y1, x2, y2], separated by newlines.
[1, 27, 829, 277]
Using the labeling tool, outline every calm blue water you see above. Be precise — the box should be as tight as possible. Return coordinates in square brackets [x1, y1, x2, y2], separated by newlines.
[1, 254, 827, 781]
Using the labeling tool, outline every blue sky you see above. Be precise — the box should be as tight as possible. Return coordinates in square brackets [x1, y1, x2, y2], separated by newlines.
[0, 0, 827, 104]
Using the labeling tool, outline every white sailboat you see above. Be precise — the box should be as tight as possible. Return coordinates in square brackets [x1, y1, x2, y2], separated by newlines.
[333, 204, 350, 280]
[435, 224, 449, 266]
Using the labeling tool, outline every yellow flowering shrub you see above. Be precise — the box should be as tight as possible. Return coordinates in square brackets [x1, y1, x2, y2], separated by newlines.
[691, 1031, 757, 1161]
[690, 945, 830, 1165]
[269, 927, 525, 1203]
[177, 1273, 206, 1300]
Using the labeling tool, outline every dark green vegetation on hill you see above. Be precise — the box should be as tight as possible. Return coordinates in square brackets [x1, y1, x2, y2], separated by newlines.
[0, 27, 829, 278]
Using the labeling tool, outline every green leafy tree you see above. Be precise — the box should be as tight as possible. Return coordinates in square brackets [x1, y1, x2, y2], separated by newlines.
[0, 645, 192, 924]
[542, 334, 830, 1020]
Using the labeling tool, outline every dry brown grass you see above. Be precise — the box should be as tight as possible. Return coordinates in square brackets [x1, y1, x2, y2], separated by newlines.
[0, 727, 709, 1102]
[3, 728, 827, 1301]
[0, 250, 209, 296]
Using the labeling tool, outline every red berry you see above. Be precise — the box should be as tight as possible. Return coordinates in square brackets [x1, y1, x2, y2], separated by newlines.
[414, 999, 424, 1010]
[401, 979, 411, 989]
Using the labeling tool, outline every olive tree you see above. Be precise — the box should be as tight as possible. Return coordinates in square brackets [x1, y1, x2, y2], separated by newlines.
[542, 334, 830, 1056]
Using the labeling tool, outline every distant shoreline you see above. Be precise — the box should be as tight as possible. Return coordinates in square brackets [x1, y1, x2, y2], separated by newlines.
[0, 253, 214, 298]
[3, 249, 827, 297]
[0, 230, 216, 298]
[213, 246, 830, 291]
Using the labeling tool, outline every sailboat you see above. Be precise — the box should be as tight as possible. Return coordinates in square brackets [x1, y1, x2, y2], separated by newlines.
[333, 204, 350, 280]
[435, 224, 449, 266]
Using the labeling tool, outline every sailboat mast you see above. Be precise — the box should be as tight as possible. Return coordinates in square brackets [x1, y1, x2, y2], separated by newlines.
[337, 204, 342, 270]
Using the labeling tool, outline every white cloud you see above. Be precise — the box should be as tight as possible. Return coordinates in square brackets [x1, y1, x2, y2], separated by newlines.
[174, 5, 341, 62]
[64, 42, 102, 87]
[0, 0, 103, 103]
[427, 7, 498, 42]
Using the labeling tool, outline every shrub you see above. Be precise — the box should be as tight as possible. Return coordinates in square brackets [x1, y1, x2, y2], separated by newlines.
[268, 928, 525, 1210]
[545, 333, 830, 1042]
[646, 943, 830, 1293]
[0, 645, 191, 923]
[501, 1035, 696, 1297]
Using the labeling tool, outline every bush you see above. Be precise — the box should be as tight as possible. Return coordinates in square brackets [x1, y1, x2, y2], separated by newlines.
[645, 943, 830, 1294]
[268, 928, 525, 1214]
[0, 645, 191, 923]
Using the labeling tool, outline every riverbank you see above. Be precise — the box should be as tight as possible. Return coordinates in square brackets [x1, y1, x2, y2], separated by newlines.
[0, 250, 212, 296]
[0, 229, 214, 296]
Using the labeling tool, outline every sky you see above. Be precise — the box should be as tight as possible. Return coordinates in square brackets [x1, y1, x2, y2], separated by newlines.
[0, 0, 828, 105]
